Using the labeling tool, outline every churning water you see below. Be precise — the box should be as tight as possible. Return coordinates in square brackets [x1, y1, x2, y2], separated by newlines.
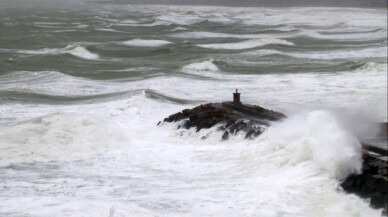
[0, 3, 387, 217]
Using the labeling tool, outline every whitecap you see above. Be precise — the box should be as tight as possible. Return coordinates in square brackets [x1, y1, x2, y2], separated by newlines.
[116, 20, 170, 27]
[182, 60, 219, 72]
[286, 46, 387, 60]
[156, 13, 203, 25]
[198, 38, 294, 50]
[173, 31, 259, 39]
[240, 49, 282, 56]
[171, 27, 187, 32]
[0, 113, 130, 166]
[64, 45, 99, 60]
[10, 45, 100, 60]
[94, 28, 127, 33]
[123, 39, 172, 47]
[181, 60, 226, 79]
[301, 29, 387, 41]
[17, 48, 60, 55]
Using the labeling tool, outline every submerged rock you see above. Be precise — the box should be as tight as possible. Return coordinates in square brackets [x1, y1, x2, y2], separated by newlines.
[161, 102, 286, 140]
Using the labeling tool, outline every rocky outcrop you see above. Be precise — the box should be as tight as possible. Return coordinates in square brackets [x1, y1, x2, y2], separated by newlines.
[160, 102, 286, 140]
[160, 102, 387, 213]
[341, 153, 387, 213]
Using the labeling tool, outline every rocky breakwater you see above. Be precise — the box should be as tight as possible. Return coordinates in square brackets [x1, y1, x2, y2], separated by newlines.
[160, 101, 286, 140]
[343, 122, 388, 214]
[341, 153, 387, 213]
[159, 92, 387, 214]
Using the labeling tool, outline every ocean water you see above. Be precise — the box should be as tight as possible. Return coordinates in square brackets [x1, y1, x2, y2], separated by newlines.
[0, 3, 387, 217]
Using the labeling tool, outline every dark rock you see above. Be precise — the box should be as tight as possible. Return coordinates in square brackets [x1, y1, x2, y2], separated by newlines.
[160, 102, 286, 140]
[245, 130, 256, 139]
[341, 153, 388, 211]
[160, 101, 388, 212]
[222, 131, 229, 140]
[370, 192, 386, 209]
[254, 130, 263, 137]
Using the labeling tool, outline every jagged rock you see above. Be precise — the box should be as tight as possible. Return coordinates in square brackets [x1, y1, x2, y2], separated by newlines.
[341, 153, 388, 212]
[160, 101, 388, 212]
[161, 102, 286, 140]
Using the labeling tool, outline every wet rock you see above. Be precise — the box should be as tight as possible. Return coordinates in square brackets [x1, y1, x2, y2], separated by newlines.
[341, 153, 388, 212]
[161, 101, 388, 212]
[222, 131, 229, 140]
[160, 102, 286, 140]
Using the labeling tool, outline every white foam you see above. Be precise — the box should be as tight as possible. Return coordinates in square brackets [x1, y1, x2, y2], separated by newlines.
[181, 60, 226, 79]
[156, 13, 204, 25]
[241, 49, 282, 56]
[0, 113, 130, 166]
[94, 28, 127, 33]
[286, 47, 387, 60]
[123, 39, 172, 47]
[302, 29, 387, 41]
[0, 70, 124, 97]
[259, 110, 362, 179]
[12, 45, 100, 60]
[198, 39, 294, 50]
[182, 60, 219, 72]
[0, 5, 386, 217]
[171, 27, 187, 32]
[173, 31, 260, 39]
[65, 45, 99, 60]
[118, 20, 170, 27]
[17, 48, 60, 55]
[0, 71, 64, 85]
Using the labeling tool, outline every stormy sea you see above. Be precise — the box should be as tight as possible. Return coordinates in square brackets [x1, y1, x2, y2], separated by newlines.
[0, 3, 387, 217]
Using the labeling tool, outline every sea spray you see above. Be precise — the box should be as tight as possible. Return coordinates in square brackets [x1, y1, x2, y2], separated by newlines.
[259, 110, 362, 179]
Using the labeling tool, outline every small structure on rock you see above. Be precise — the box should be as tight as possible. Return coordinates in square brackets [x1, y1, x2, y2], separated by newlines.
[233, 89, 241, 105]
[159, 95, 388, 214]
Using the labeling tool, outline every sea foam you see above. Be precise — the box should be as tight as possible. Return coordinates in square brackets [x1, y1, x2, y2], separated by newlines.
[123, 39, 172, 47]
[198, 39, 294, 50]
[259, 110, 363, 179]
[14, 45, 100, 60]
[0, 113, 130, 166]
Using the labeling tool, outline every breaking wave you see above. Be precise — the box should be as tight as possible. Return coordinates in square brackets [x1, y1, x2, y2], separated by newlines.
[285, 47, 387, 60]
[123, 39, 173, 47]
[181, 60, 227, 79]
[0, 113, 130, 166]
[182, 60, 219, 72]
[257, 110, 363, 179]
[198, 39, 294, 50]
[66, 46, 99, 60]
[12, 45, 100, 60]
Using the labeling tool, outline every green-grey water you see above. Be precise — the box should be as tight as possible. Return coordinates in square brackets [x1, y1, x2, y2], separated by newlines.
[0, 3, 387, 217]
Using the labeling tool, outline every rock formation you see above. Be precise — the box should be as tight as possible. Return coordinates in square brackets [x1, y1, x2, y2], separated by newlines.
[159, 92, 387, 214]
[160, 102, 286, 140]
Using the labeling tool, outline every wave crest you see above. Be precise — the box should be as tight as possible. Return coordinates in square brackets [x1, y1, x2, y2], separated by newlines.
[123, 39, 172, 47]
[0, 113, 130, 166]
[260, 110, 362, 179]
[198, 39, 294, 50]
[12, 45, 100, 60]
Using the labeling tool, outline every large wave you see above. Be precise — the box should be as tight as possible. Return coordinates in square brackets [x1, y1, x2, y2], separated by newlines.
[0, 113, 130, 166]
